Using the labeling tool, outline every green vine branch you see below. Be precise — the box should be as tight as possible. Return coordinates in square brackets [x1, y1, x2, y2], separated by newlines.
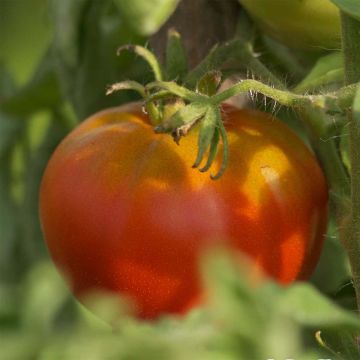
[148, 79, 357, 116]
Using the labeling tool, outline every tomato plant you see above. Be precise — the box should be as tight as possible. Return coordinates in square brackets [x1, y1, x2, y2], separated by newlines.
[3, 0, 360, 357]
[39, 102, 328, 319]
[238, 0, 341, 50]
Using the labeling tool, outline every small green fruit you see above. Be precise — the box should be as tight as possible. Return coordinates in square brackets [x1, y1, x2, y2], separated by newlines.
[239, 0, 341, 50]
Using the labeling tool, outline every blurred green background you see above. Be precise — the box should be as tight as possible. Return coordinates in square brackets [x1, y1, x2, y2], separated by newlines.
[0, 1, 359, 359]
[0, 0, 51, 84]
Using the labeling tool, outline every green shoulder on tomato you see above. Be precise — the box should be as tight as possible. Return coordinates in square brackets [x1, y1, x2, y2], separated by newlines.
[238, 0, 341, 50]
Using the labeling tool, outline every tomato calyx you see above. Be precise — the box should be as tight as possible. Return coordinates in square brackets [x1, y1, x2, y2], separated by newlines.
[154, 97, 197, 145]
[154, 100, 202, 145]
[106, 31, 232, 179]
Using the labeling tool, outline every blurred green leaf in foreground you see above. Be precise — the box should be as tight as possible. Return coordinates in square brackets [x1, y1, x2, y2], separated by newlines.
[1, 253, 360, 360]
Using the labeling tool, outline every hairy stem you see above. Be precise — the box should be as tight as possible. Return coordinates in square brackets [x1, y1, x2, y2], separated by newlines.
[297, 107, 350, 199]
[341, 13, 360, 85]
[212, 79, 356, 115]
[341, 11, 360, 311]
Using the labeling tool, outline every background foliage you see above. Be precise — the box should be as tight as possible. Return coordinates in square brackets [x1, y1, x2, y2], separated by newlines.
[0, 0, 359, 359]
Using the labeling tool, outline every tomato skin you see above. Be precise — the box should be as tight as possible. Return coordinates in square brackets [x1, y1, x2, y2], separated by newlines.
[40, 102, 328, 319]
[238, 0, 341, 50]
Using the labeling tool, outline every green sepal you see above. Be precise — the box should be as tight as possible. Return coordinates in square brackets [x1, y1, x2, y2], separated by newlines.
[106, 80, 161, 124]
[146, 90, 174, 103]
[199, 128, 220, 173]
[293, 52, 344, 94]
[106, 80, 146, 97]
[117, 44, 163, 82]
[211, 115, 229, 180]
[165, 29, 188, 82]
[147, 81, 204, 102]
[196, 70, 222, 96]
[154, 102, 207, 136]
[192, 106, 218, 168]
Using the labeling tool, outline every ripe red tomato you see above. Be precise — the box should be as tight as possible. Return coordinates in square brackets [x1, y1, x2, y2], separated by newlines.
[39, 102, 328, 319]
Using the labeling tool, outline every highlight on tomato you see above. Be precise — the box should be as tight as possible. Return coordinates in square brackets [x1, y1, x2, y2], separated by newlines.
[238, 0, 341, 50]
[39, 102, 328, 320]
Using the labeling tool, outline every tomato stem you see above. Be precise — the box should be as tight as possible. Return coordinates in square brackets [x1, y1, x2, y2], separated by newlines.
[341, 11, 360, 312]
[297, 107, 350, 199]
[211, 79, 356, 113]
[341, 13, 360, 85]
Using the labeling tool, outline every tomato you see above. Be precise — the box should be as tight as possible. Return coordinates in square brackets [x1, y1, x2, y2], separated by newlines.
[39, 102, 328, 319]
[238, 0, 341, 50]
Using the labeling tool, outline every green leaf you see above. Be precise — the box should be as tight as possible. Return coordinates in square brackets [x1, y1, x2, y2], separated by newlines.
[185, 33, 286, 90]
[185, 43, 232, 88]
[114, 0, 180, 36]
[311, 223, 351, 294]
[279, 284, 360, 331]
[294, 52, 344, 93]
[21, 262, 70, 332]
[203, 253, 325, 360]
[262, 35, 309, 81]
[0, 332, 41, 360]
[205, 252, 360, 358]
[331, 0, 360, 20]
